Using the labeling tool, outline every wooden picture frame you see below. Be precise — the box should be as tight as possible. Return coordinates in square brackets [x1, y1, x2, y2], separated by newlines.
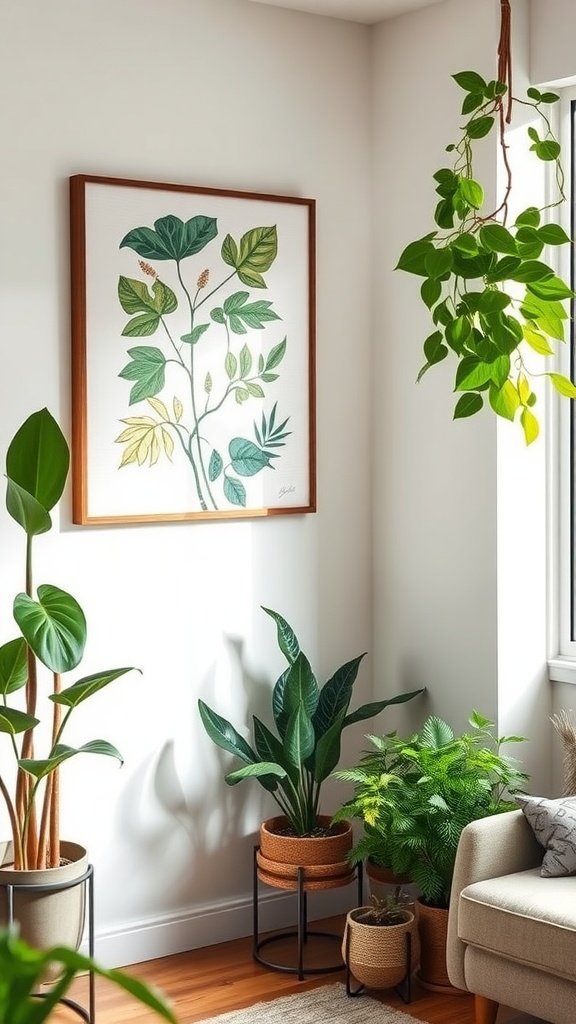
[70, 174, 316, 524]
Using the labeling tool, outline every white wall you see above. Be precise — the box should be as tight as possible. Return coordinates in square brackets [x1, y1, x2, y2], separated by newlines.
[0, 0, 375, 965]
[371, 0, 500, 736]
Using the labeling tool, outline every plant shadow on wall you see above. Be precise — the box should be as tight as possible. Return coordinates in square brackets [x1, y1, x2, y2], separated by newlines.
[396, 0, 575, 442]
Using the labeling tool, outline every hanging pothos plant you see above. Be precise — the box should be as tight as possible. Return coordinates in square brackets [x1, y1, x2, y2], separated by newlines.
[396, 0, 574, 444]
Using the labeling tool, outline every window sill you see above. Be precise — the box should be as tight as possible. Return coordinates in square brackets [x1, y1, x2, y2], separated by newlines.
[548, 657, 576, 684]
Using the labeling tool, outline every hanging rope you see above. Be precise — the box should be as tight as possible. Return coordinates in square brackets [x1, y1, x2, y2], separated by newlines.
[497, 0, 513, 122]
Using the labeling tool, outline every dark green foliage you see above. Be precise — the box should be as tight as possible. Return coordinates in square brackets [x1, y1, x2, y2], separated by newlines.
[198, 607, 424, 836]
[396, 73, 574, 443]
[333, 710, 528, 908]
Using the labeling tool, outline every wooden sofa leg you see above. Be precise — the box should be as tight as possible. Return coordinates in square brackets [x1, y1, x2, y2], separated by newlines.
[475, 994, 499, 1024]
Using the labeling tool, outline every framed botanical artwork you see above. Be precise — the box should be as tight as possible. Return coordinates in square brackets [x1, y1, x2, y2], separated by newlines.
[69, 174, 316, 524]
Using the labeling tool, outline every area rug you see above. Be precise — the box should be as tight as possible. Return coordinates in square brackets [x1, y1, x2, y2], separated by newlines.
[194, 983, 423, 1023]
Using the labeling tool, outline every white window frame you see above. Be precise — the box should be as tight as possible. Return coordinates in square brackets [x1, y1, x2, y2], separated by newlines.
[548, 87, 576, 681]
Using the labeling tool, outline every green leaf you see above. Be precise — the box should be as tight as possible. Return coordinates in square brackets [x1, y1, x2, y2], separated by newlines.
[20, 740, 124, 780]
[0, 706, 38, 736]
[453, 71, 487, 92]
[222, 226, 278, 288]
[6, 408, 69, 513]
[285, 705, 315, 767]
[451, 233, 478, 256]
[466, 115, 494, 139]
[51, 667, 137, 708]
[445, 316, 472, 352]
[223, 475, 246, 506]
[229, 438, 272, 476]
[489, 380, 520, 421]
[490, 354, 511, 388]
[313, 706, 347, 783]
[454, 393, 483, 419]
[477, 290, 511, 314]
[343, 688, 424, 728]
[511, 260, 555, 283]
[120, 215, 217, 261]
[479, 224, 518, 255]
[118, 277, 177, 316]
[455, 357, 493, 391]
[283, 651, 319, 719]
[425, 248, 453, 279]
[0, 638, 27, 695]
[181, 324, 210, 345]
[314, 655, 365, 737]
[239, 344, 252, 378]
[6, 478, 52, 536]
[209, 450, 223, 481]
[246, 382, 264, 398]
[548, 373, 576, 398]
[262, 607, 300, 664]
[527, 276, 574, 301]
[14, 585, 87, 673]
[225, 352, 237, 379]
[225, 762, 286, 786]
[396, 237, 436, 276]
[539, 91, 560, 104]
[461, 92, 484, 115]
[211, 307, 225, 324]
[527, 126, 540, 143]
[424, 332, 447, 365]
[458, 178, 484, 209]
[121, 312, 160, 337]
[119, 346, 166, 405]
[198, 698, 257, 762]
[521, 407, 539, 445]
[253, 716, 290, 772]
[420, 278, 441, 309]
[434, 198, 455, 229]
[485, 255, 522, 282]
[266, 338, 287, 370]
[515, 207, 541, 228]
[538, 224, 571, 246]
[223, 292, 281, 330]
[527, 87, 542, 101]
[534, 140, 561, 161]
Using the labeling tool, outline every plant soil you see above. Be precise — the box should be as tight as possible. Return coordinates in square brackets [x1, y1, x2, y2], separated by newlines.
[268, 821, 343, 839]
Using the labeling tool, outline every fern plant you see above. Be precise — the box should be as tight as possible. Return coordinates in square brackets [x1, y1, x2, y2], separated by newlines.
[333, 712, 528, 908]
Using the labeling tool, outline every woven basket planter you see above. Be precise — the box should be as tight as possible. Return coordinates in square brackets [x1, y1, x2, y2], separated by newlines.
[257, 815, 353, 890]
[342, 906, 416, 989]
[415, 898, 465, 993]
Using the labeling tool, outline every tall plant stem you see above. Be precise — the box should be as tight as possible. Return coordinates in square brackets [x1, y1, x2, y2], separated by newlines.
[38, 672, 62, 869]
[176, 262, 217, 510]
[0, 775, 23, 870]
[16, 536, 38, 868]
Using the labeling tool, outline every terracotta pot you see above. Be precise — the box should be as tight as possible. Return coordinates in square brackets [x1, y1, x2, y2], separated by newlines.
[342, 906, 417, 989]
[257, 815, 353, 890]
[0, 840, 88, 981]
[366, 860, 418, 904]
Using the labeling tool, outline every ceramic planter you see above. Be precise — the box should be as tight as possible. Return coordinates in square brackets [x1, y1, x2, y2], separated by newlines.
[0, 840, 88, 980]
[342, 905, 417, 989]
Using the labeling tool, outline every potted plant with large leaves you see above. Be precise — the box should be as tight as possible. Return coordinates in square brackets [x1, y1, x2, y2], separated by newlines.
[334, 712, 527, 991]
[0, 409, 137, 958]
[198, 606, 424, 888]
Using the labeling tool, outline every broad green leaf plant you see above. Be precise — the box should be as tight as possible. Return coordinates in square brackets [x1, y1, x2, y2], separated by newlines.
[116, 216, 291, 511]
[0, 927, 176, 1024]
[0, 409, 137, 871]
[198, 607, 424, 836]
[334, 711, 528, 908]
[397, 68, 573, 444]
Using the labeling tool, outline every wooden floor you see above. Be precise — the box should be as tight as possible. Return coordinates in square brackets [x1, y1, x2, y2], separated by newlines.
[49, 916, 543, 1024]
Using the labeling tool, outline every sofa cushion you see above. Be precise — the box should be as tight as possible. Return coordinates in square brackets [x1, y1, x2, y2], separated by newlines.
[516, 794, 576, 877]
[458, 867, 576, 983]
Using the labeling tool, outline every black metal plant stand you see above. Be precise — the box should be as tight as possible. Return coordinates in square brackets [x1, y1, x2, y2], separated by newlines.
[3, 862, 96, 1023]
[252, 846, 363, 982]
[344, 923, 413, 1004]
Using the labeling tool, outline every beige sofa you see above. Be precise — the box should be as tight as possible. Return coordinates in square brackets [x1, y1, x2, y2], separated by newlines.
[446, 810, 576, 1024]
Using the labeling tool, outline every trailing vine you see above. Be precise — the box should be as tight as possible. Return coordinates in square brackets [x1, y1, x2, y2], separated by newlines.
[396, 0, 574, 444]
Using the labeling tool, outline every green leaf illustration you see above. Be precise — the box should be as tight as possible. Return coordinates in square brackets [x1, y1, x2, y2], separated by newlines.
[221, 226, 278, 289]
[225, 352, 237, 379]
[239, 344, 252, 377]
[223, 291, 280, 330]
[119, 347, 166, 405]
[118, 277, 177, 316]
[229, 438, 273, 476]
[223, 475, 246, 507]
[246, 383, 264, 398]
[181, 324, 210, 345]
[209, 450, 223, 481]
[120, 215, 217, 261]
[121, 312, 161, 338]
[211, 307, 225, 324]
[266, 337, 287, 370]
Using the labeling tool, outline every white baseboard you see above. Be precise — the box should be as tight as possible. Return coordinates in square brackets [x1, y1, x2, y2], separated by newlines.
[91, 885, 355, 968]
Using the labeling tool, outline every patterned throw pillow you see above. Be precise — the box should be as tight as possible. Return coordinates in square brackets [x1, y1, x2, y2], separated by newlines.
[516, 794, 576, 877]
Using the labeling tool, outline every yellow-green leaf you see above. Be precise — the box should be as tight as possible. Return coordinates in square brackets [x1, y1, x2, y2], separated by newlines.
[522, 324, 554, 356]
[173, 397, 183, 423]
[517, 373, 530, 405]
[521, 407, 539, 445]
[489, 380, 520, 421]
[120, 416, 156, 427]
[549, 373, 576, 398]
[150, 431, 161, 466]
[147, 397, 169, 420]
[161, 427, 174, 460]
